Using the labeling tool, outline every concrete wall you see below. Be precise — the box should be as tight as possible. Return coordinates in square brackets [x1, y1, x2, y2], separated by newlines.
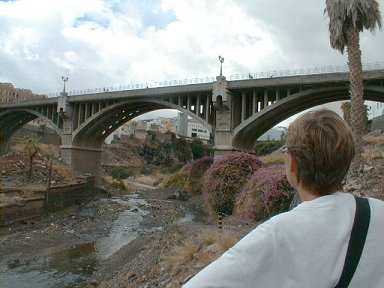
[45, 175, 95, 212]
[0, 176, 96, 226]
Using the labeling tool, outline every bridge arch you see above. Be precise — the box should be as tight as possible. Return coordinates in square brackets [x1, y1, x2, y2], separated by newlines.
[232, 85, 384, 150]
[0, 109, 62, 153]
[72, 99, 213, 148]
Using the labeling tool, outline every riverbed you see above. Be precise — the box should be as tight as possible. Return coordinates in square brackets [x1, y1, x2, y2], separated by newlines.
[0, 187, 194, 288]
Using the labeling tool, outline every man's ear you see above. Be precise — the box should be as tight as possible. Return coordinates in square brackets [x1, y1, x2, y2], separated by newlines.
[289, 153, 297, 173]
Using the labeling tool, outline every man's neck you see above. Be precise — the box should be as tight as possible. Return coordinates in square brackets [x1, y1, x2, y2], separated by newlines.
[298, 186, 320, 201]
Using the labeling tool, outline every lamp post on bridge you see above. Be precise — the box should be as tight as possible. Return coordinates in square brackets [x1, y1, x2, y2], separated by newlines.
[218, 55, 224, 76]
[62, 76, 68, 93]
[58, 76, 70, 118]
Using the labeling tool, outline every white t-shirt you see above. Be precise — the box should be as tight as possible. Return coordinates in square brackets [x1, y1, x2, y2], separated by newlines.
[183, 192, 384, 288]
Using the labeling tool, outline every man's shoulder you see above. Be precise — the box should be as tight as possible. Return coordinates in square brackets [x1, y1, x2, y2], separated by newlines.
[368, 197, 384, 214]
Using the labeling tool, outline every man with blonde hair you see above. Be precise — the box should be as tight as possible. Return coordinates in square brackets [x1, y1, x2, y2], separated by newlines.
[183, 109, 384, 287]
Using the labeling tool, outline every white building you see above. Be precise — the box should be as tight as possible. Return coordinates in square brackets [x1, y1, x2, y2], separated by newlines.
[366, 101, 384, 119]
[176, 113, 211, 141]
[105, 120, 150, 144]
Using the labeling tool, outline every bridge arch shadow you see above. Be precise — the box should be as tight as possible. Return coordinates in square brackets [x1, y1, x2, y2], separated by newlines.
[232, 85, 384, 150]
[72, 99, 213, 148]
[0, 109, 62, 153]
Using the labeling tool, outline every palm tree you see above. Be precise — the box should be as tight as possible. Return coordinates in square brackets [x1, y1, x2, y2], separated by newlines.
[325, 0, 382, 175]
[24, 134, 41, 181]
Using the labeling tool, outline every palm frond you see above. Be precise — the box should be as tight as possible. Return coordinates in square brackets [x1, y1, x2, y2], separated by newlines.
[325, 0, 382, 53]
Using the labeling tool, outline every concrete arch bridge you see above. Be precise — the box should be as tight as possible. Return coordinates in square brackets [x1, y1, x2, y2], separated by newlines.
[1, 69, 383, 180]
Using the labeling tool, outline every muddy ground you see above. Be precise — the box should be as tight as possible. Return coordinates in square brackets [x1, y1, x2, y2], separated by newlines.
[0, 184, 252, 288]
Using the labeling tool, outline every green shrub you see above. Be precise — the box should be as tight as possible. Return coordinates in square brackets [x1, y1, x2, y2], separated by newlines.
[173, 138, 192, 162]
[254, 140, 284, 156]
[191, 139, 205, 160]
[163, 171, 188, 189]
[186, 156, 213, 195]
[236, 165, 294, 222]
[141, 164, 155, 175]
[112, 179, 126, 190]
[203, 152, 264, 216]
[163, 165, 191, 189]
[110, 167, 130, 179]
[168, 162, 184, 174]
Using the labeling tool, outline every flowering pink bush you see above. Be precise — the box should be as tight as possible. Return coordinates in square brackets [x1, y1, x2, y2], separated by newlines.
[203, 152, 264, 215]
[236, 165, 294, 221]
[186, 156, 214, 195]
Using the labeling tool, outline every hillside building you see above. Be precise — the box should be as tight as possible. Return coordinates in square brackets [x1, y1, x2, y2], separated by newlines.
[0, 83, 47, 102]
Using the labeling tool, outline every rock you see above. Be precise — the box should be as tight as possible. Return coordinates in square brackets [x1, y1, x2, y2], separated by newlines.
[371, 115, 384, 131]
[8, 259, 21, 268]
[205, 243, 221, 254]
[167, 189, 189, 201]
[362, 164, 374, 173]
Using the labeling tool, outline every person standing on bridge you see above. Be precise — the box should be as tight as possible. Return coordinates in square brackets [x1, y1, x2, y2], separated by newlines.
[183, 109, 384, 288]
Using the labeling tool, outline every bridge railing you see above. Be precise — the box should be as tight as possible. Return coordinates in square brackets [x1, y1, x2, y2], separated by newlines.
[46, 61, 383, 97]
[229, 61, 383, 81]
[47, 76, 217, 97]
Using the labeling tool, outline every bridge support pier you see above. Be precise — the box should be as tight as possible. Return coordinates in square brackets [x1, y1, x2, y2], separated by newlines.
[212, 75, 235, 160]
[60, 146, 102, 184]
[0, 140, 9, 156]
[213, 109, 234, 160]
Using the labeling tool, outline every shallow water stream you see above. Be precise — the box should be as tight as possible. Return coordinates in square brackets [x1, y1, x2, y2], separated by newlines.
[0, 193, 158, 288]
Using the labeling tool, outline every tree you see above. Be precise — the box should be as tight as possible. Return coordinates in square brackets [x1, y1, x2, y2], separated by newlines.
[325, 0, 382, 174]
[340, 101, 369, 129]
[191, 138, 205, 160]
[24, 134, 41, 181]
[39, 122, 47, 134]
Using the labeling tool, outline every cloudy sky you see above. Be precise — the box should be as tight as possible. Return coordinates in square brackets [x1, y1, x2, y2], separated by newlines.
[1, 0, 383, 124]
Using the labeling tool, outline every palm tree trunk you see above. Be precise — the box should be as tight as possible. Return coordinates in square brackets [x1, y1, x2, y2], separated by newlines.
[346, 26, 366, 175]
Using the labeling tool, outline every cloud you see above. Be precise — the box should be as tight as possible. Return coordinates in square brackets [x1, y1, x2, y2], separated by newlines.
[236, 0, 384, 68]
[0, 0, 382, 99]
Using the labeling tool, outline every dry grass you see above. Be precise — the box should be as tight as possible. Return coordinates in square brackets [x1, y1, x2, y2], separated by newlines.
[163, 240, 199, 270]
[217, 231, 240, 251]
[11, 142, 60, 158]
[363, 134, 384, 145]
[10, 143, 26, 152]
[134, 173, 169, 187]
[202, 230, 219, 246]
[259, 154, 285, 164]
[52, 162, 78, 184]
[158, 228, 240, 287]
[163, 229, 239, 270]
